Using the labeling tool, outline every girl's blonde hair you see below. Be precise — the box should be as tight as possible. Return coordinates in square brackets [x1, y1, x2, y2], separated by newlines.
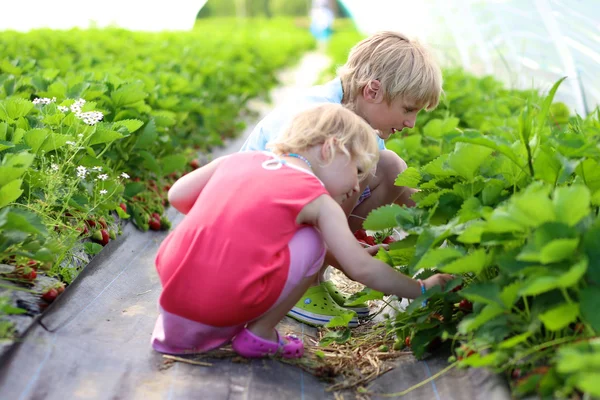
[338, 31, 443, 110]
[268, 104, 379, 181]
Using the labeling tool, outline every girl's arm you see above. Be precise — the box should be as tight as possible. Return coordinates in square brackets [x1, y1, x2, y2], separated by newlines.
[299, 195, 452, 299]
[168, 156, 227, 215]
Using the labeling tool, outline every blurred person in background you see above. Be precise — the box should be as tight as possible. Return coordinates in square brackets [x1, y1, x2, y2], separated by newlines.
[310, 0, 334, 51]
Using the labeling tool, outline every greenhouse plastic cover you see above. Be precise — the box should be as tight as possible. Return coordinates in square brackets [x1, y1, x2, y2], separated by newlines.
[341, 0, 600, 117]
[2, 0, 597, 115]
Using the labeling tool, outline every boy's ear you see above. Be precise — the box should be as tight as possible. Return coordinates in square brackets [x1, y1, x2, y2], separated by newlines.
[362, 80, 383, 103]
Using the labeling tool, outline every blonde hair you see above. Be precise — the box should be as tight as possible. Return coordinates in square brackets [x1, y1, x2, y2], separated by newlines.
[268, 104, 379, 181]
[338, 31, 443, 110]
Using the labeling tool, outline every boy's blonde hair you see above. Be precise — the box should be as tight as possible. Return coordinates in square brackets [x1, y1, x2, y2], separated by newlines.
[338, 31, 443, 110]
[268, 104, 379, 180]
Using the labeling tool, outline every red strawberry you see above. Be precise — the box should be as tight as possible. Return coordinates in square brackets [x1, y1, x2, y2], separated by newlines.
[189, 159, 200, 169]
[42, 288, 58, 303]
[451, 284, 463, 292]
[151, 212, 161, 220]
[365, 236, 376, 246]
[85, 219, 96, 228]
[459, 299, 473, 312]
[119, 203, 127, 213]
[27, 260, 38, 268]
[405, 336, 411, 347]
[78, 225, 89, 236]
[92, 229, 110, 246]
[354, 229, 368, 241]
[382, 236, 396, 244]
[149, 218, 161, 231]
[56, 283, 65, 294]
[16, 265, 37, 281]
[98, 217, 108, 230]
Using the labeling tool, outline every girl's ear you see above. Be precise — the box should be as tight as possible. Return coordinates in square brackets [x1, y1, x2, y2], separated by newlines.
[320, 138, 335, 163]
[362, 80, 383, 103]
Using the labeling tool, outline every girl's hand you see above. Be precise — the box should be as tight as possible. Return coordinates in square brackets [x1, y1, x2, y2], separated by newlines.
[423, 274, 454, 291]
[363, 243, 388, 256]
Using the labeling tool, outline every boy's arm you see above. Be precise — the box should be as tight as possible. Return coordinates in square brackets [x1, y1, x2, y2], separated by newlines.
[168, 156, 227, 215]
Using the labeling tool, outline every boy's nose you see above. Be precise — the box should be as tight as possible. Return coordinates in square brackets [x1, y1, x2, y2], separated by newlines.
[404, 117, 416, 128]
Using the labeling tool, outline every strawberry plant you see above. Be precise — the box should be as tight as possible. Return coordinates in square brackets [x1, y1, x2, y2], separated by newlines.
[0, 18, 315, 338]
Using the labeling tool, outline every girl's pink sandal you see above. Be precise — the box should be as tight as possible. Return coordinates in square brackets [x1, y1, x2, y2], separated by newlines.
[231, 328, 304, 359]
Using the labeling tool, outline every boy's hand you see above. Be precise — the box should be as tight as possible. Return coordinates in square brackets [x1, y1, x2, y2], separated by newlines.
[423, 274, 454, 291]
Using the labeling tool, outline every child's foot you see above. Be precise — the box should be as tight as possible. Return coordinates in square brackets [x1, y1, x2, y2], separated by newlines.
[231, 328, 303, 358]
[287, 284, 359, 327]
[321, 281, 370, 319]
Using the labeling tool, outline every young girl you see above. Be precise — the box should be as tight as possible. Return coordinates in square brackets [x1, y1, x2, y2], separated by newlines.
[151, 104, 452, 359]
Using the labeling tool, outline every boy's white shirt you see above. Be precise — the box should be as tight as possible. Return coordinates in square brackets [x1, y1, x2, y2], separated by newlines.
[239, 78, 387, 153]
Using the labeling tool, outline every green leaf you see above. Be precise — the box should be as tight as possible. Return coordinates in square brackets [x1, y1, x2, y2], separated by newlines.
[553, 185, 591, 227]
[160, 154, 187, 176]
[111, 82, 148, 108]
[453, 131, 525, 172]
[539, 303, 579, 331]
[394, 167, 421, 188]
[558, 259, 587, 288]
[539, 238, 579, 264]
[364, 204, 402, 230]
[456, 221, 486, 244]
[84, 242, 103, 256]
[344, 288, 384, 306]
[39, 134, 72, 153]
[112, 119, 143, 133]
[500, 281, 524, 308]
[0, 207, 46, 235]
[415, 247, 464, 270]
[537, 77, 567, 132]
[88, 128, 124, 146]
[140, 151, 161, 176]
[0, 179, 23, 207]
[576, 373, 600, 397]
[521, 259, 587, 296]
[438, 249, 487, 274]
[0, 98, 34, 121]
[583, 223, 600, 284]
[457, 197, 482, 222]
[421, 155, 456, 177]
[576, 159, 600, 192]
[0, 140, 13, 152]
[319, 327, 351, 346]
[135, 119, 157, 149]
[458, 304, 504, 333]
[511, 182, 555, 227]
[325, 311, 356, 328]
[533, 145, 562, 185]
[461, 282, 503, 307]
[498, 332, 532, 349]
[123, 182, 146, 198]
[580, 287, 600, 332]
[24, 128, 52, 153]
[446, 143, 494, 180]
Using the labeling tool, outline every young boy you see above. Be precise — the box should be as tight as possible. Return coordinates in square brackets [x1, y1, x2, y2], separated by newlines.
[239, 31, 443, 326]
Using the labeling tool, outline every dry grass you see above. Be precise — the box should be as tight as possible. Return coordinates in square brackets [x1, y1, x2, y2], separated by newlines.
[162, 321, 411, 397]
